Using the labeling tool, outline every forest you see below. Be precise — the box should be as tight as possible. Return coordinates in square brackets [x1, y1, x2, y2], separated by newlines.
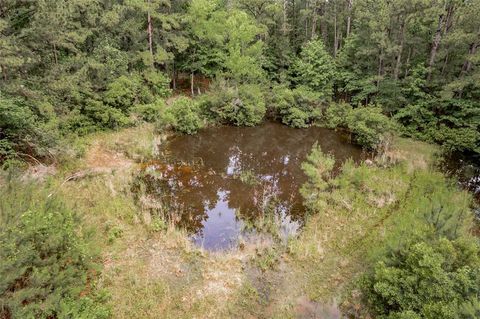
[1, 0, 479, 318]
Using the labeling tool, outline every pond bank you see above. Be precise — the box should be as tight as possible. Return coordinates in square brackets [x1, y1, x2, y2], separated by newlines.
[5, 123, 477, 318]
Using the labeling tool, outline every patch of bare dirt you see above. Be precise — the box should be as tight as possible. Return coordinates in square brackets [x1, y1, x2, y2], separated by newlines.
[21, 164, 57, 182]
[85, 142, 133, 170]
[294, 296, 341, 319]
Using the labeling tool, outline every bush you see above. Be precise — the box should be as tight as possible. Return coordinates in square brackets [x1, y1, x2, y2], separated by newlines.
[394, 98, 480, 155]
[199, 83, 266, 126]
[142, 70, 172, 99]
[433, 125, 479, 154]
[132, 99, 167, 123]
[323, 102, 352, 129]
[0, 184, 110, 318]
[104, 71, 171, 112]
[103, 74, 143, 111]
[362, 238, 480, 319]
[346, 106, 394, 150]
[157, 97, 202, 134]
[0, 94, 57, 164]
[221, 84, 266, 126]
[300, 143, 335, 210]
[61, 101, 132, 136]
[197, 85, 236, 122]
[270, 85, 321, 128]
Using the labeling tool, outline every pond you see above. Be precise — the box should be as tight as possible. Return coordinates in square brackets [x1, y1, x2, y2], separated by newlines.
[441, 154, 480, 222]
[135, 122, 367, 250]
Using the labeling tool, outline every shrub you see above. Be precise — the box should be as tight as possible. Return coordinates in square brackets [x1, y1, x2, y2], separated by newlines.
[157, 97, 202, 134]
[346, 106, 394, 150]
[0, 184, 110, 318]
[300, 143, 335, 210]
[362, 238, 480, 319]
[61, 101, 132, 136]
[197, 85, 236, 122]
[433, 125, 479, 154]
[270, 85, 321, 128]
[199, 83, 266, 126]
[221, 84, 266, 126]
[394, 98, 480, 155]
[103, 71, 171, 112]
[323, 102, 352, 129]
[103, 74, 142, 111]
[132, 100, 167, 123]
[142, 70, 172, 99]
[0, 94, 57, 164]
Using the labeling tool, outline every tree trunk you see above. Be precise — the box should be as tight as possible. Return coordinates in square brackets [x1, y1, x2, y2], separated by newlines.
[458, 32, 479, 98]
[427, 13, 445, 79]
[333, 2, 338, 57]
[190, 72, 194, 97]
[441, 51, 449, 75]
[311, 0, 318, 39]
[52, 43, 58, 64]
[427, 2, 455, 80]
[393, 18, 406, 80]
[172, 61, 176, 90]
[461, 41, 478, 75]
[282, 0, 288, 35]
[320, 2, 328, 44]
[346, 0, 352, 37]
[1, 65, 7, 81]
[404, 47, 412, 78]
[147, 0, 154, 57]
[305, 0, 309, 38]
[377, 48, 384, 88]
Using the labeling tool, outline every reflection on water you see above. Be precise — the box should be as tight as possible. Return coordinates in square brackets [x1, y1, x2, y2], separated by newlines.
[136, 122, 366, 250]
[441, 154, 480, 203]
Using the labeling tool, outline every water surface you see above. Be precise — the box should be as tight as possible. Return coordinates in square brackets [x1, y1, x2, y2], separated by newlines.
[137, 122, 365, 250]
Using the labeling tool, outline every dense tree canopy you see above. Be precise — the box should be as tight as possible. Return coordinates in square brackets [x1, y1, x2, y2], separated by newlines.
[0, 0, 479, 161]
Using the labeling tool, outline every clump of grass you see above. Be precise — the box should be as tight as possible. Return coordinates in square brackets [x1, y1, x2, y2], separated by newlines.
[228, 281, 263, 317]
[253, 247, 280, 272]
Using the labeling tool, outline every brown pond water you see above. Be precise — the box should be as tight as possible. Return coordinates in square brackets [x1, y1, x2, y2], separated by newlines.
[135, 122, 366, 250]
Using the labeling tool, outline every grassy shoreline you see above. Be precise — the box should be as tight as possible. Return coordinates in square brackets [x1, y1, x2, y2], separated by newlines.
[2, 124, 478, 318]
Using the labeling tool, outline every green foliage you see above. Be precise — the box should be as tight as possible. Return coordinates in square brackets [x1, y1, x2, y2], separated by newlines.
[300, 143, 335, 210]
[298, 141, 478, 318]
[200, 83, 266, 126]
[104, 72, 169, 111]
[132, 100, 167, 123]
[0, 183, 110, 318]
[142, 71, 172, 99]
[0, 94, 57, 163]
[104, 75, 143, 111]
[363, 238, 480, 319]
[395, 98, 480, 154]
[346, 106, 395, 150]
[157, 97, 203, 134]
[270, 85, 322, 128]
[182, 1, 265, 84]
[322, 103, 395, 150]
[223, 10, 266, 83]
[323, 102, 353, 129]
[291, 39, 335, 99]
[224, 84, 266, 126]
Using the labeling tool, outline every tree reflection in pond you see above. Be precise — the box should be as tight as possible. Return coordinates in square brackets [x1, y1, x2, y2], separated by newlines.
[134, 122, 366, 250]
